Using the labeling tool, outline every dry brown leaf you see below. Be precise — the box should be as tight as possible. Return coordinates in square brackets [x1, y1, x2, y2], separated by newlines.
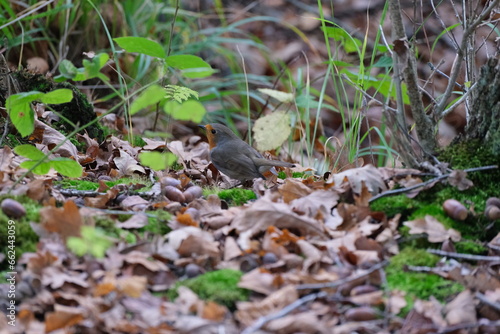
[448, 170, 473, 191]
[236, 285, 298, 326]
[45, 305, 85, 332]
[448, 266, 500, 292]
[278, 178, 313, 203]
[40, 200, 83, 240]
[387, 290, 407, 315]
[297, 239, 322, 272]
[201, 301, 227, 322]
[34, 120, 79, 158]
[327, 164, 387, 195]
[142, 137, 166, 150]
[266, 311, 327, 333]
[444, 290, 476, 326]
[114, 149, 145, 176]
[117, 275, 147, 298]
[124, 251, 169, 272]
[116, 212, 149, 229]
[414, 297, 447, 327]
[403, 215, 461, 242]
[84, 188, 119, 209]
[290, 189, 339, 220]
[238, 268, 277, 295]
[348, 290, 384, 306]
[223, 236, 242, 261]
[119, 196, 149, 211]
[177, 234, 220, 259]
[232, 196, 328, 250]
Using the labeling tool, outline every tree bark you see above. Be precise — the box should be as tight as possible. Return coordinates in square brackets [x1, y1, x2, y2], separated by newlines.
[462, 57, 500, 154]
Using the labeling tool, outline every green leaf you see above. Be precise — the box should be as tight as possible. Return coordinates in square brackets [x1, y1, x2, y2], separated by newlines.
[323, 27, 362, 53]
[50, 158, 83, 178]
[58, 59, 86, 81]
[67, 226, 112, 258]
[114, 37, 166, 58]
[163, 100, 206, 123]
[253, 112, 291, 151]
[6, 96, 36, 137]
[19, 160, 51, 175]
[166, 55, 215, 78]
[14, 144, 46, 160]
[164, 85, 199, 103]
[257, 88, 294, 103]
[58, 59, 78, 78]
[83, 53, 110, 79]
[139, 151, 177, 171]
[67, 237, 87, 256]
[41, 89, 73, 104]
[6, 91, 44, 106]
[373, 56, 393, 68]
[130, 84, 166, 115]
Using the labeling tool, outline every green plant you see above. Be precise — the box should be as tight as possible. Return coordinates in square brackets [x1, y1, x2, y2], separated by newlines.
[6, 89, 73, 137]
[14, 144, 82, 178]
[67, 226, 114, 258]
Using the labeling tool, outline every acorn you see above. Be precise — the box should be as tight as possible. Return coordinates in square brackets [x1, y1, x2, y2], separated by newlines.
[163, 185, 185, 203]
[345, 306, 378, 321]
[485, 197, 500, 221]
[183, 186, 203, 203]
[1, 198, 26, 218]
[160, 176, 181, 188]
[443, 199, 468, 221]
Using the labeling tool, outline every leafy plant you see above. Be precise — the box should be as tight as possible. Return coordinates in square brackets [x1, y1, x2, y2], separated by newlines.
[67, 226, 113, 258]
[6, 89, 73, 137]
[14, 145, 82, 178]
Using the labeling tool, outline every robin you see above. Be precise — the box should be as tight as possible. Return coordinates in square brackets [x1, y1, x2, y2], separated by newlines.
[199, 123, 295, 182]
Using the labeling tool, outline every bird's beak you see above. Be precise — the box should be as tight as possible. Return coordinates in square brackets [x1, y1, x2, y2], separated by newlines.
[198, 125, 206, 130]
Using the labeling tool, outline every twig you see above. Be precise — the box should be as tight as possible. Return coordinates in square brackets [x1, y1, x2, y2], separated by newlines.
[438, 321, 500, 333]
[440, 82, 478, 117]
[435, 0, 500, 118]
[426, 249, 500, 262]
[369, 165, 498, 202]
[476, 292, 500, 312]
[296, 260, 388, 290]
[241, 291, 328, 334]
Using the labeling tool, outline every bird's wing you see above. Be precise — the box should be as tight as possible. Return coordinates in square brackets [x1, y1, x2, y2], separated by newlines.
[210, 146, 264, 180]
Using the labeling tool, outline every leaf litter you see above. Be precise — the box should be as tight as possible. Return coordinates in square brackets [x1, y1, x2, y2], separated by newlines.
[1, 125, 498, 334]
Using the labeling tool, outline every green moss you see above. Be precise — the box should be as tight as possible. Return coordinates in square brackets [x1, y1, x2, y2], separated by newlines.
[386, 248, 464, 315]
[55, 179, 100, 191]
[167, 269, 250, 309]
[454, 240, 488, 255]
[0, 196, 42, 271]
[139, 211, 171, 235]
[132, 136, 147, 148]
[370, 194, 419, 218]
[218, 189, 257, 206]
[438, 139, 500, 197]
[203, 187, 257, 206]
[55, 176, 152, 192]
[93, 216, 122, 237]
[277, 171, 307, 179]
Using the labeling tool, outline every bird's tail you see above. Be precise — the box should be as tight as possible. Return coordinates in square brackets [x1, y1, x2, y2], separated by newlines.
[253, 158, 295, 168]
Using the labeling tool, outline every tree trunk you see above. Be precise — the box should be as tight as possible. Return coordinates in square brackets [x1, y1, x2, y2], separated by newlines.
[462, 57, 500, 155]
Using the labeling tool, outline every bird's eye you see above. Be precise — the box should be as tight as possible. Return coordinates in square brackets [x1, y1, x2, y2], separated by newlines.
[211, 129, 216, 134]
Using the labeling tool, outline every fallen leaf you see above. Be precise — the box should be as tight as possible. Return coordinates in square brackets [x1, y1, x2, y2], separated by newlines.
[40, 200, 83, 240]
[236, 285, 298, 326]
[444, 290, 476, 325]
[403, 215, 461, 242]
[327, 164, 387, 195]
